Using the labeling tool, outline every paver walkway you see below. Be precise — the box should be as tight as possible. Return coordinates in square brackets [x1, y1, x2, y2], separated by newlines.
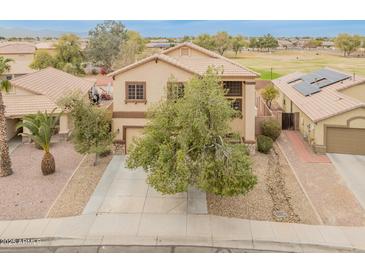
[277, 131, 365, 226]
[284, 131, 330, 163]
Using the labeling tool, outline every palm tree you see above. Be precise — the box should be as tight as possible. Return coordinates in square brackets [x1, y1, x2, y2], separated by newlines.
[0, 56, 13, 177]
[17, 110, 60, 175]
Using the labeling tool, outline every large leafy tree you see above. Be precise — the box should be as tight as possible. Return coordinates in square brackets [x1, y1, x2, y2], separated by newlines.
[231, 35, 248, 56]
[261, 85, 279, 108]
[30, 50, 55, 70]
[127, 68, 257, 196]
[335, 33, 361, 57]
[86, 20, 128, 71]
[214, 31, 231, 55]
[17, 110, 60, 175]
[0, 57, 13, 177]
[54, 34, 84, 75]
[193, 34, 216, 51]
[113, 30, 146, 69]
[60, 96, 114, 165]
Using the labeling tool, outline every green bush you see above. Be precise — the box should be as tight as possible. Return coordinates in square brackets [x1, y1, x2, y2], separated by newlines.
[261, 119, 281, 141]
[257, 135, 273, 154]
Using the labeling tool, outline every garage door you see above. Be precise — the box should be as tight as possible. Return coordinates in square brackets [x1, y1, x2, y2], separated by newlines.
[326, 127, 365, 155]
[125, 127, 145, 154]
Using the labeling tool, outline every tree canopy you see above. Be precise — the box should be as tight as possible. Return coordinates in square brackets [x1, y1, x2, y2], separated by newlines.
[193, 34, 216, 51]
[214, 32, 231, 55]
[30, 34, 84, 75]
[335, 33, 361, 56]
[231, 35, 248, 56]
[30, 51, 55, 70]
[86, 20, 128, 71]
[54, 34, 84, 74]
[59, 96, 114, 165]
[113, 30, 146, 69]
[127, 68, 257, 196]
[261, 85, 279, 108]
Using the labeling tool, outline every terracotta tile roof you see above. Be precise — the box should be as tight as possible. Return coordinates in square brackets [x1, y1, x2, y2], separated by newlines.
[3, 94, 58, 118]
[0, 42, 36, 54]
[108, 53, 199, 77]
[4, 68, 95, 118]
[273, 68, 365, 122]
[109, 42, 258, 78]
[163, 42, 259, 77]
[10, 67, 95, 102]
[35, 42, 56, 50]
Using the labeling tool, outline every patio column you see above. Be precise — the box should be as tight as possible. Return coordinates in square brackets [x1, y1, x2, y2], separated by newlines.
[244, 81, 256, 143]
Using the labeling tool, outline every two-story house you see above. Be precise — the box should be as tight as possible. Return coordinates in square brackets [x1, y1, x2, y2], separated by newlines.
[109, 42, 259, 153]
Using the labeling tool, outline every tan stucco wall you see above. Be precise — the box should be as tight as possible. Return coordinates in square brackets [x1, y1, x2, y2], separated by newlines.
[113, 59, 193, 113]
[6, 119, 18, 141]
[113, 59, 255, 142]
[315, 107, 365, 146]
[0, 53, 34, 75]
[59, 113, 73, 135]
[340, 83, 365, 102]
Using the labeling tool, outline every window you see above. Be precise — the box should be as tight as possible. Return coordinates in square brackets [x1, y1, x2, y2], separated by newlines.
[125, 82, 146, 102]
[230, 99, 242, 111]
[167, 82, 185, 99]
[181, 47, 189, 56]
[223, 81, 242, 96]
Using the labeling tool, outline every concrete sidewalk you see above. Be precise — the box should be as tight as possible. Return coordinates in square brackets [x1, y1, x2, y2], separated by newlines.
[0, 214, 365, 252]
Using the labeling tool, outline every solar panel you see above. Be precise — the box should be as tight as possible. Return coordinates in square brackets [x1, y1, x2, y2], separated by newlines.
[292, 69, 351, 97]
[293, 81, 321, 96]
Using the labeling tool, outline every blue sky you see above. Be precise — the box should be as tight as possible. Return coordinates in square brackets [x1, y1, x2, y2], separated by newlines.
[0, 20, 364, 37]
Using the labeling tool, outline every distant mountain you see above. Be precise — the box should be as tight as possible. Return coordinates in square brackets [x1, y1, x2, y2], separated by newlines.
[0, 26, 87, 38]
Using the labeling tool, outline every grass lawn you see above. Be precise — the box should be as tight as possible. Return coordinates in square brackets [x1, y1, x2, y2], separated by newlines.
[228, 49, 365, 79]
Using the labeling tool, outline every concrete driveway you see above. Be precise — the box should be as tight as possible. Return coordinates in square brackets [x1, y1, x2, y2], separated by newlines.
[83, 156, 208, 216]
[328, 154, 365, 210]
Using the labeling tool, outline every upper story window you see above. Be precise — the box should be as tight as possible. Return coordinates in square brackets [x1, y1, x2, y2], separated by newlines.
[180, 47, 189, 56]
[125, 82, 146, 103]
[223, 81, 242, 96]
[167, 82, 185, 99]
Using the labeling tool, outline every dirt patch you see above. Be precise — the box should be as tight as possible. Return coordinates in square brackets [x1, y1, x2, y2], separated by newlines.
[47, 154, 112, 218]
[207, 143, 320, 224]
[0, 142, 83, 220]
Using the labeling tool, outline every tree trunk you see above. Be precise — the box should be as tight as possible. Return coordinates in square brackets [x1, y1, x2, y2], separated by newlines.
[41, 151, 55, 175]
[94, 153, 99, 166]
[0, 92, 12, 177]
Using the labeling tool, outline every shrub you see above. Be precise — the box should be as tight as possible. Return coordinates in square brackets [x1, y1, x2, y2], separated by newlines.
[261, 119, 281, 141]
[257, 135, 273, 154]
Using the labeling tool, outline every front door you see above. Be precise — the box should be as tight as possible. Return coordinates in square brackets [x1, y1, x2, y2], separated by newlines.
[282, 113, 295, 130]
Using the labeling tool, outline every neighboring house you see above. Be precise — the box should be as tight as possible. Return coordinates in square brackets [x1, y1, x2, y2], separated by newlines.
[273, 68, 365, 155]
[109, 42, 259, 153]
[3, 67, 95, 141]
[0, 42, 36, 79]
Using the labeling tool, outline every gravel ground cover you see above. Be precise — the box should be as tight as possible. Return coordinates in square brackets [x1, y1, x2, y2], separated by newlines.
[207, 143, 320, 225]
[47, 154, 112, 218]
[0, 142, 83, 220]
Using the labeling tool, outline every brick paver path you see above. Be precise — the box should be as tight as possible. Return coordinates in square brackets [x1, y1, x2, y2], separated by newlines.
[277, 131, 365, 226]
